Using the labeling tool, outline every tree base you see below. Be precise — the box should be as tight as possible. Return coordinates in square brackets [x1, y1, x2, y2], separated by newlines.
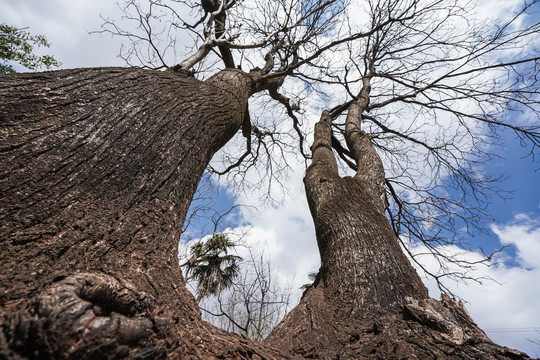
[0, 273, 287, 359]
[266, 285, 532, 359]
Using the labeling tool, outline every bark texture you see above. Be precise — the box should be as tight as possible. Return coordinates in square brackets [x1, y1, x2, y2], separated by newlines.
[0, 67, 533, 359]
[265, 109, 533, 359]
[0, 67, 285, 359]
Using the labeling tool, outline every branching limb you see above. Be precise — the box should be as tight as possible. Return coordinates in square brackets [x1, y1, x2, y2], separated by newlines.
[267, 88, 309, 160]
[209, 133, 252, 175]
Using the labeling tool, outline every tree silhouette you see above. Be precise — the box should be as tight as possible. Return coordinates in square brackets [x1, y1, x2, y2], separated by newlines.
[183, 234, 242, 299]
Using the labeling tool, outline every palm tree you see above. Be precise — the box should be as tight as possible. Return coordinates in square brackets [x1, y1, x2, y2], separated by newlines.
[183, 234, 242, 300]
[299, 272, 318, 291]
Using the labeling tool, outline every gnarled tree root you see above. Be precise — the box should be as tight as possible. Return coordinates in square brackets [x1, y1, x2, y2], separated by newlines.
[1, 273, 171, 359]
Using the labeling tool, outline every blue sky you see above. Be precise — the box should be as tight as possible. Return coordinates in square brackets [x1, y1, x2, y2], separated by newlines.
[488, 129, 540, 222]
[2, 0, 539, 355]
[469, 126, 540, 259]
[458, 124, 540, 251]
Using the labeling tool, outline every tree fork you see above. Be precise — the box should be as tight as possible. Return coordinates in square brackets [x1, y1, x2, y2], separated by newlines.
[265, 109, 532, 359]
[0, 64, 533, 358]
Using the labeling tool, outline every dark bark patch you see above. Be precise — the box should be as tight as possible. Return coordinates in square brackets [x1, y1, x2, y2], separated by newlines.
[1, 273, 168, 359]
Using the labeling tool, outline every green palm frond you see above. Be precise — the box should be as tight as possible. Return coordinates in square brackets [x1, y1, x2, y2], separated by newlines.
[182, 233, 242, 299]
[300, 271, 319, 290]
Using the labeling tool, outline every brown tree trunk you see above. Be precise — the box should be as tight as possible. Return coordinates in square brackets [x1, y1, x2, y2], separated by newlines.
[265, 107, 532, 359]
[0, 67, 285, 359]
[1, 67, 533, 359]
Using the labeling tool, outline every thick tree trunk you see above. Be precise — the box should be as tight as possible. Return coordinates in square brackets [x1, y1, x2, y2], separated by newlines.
[1, 67, 533, 359]
[265, 111, 532, 359]
[0, 67, 284, 359]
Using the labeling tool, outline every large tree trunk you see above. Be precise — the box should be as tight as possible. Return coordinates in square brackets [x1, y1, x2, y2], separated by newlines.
[265, 109, 532, 359]
[0, 67, 285, 359]
[1, 67, 533, 359]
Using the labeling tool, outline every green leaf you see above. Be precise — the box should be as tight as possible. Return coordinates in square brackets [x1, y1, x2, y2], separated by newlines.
[182, 233, 243, 300]
[0, 23, 60, 74]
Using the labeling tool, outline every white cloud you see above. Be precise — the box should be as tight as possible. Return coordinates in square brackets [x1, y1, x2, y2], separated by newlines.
[1, 0, 126, 68]
[414, 213, 540, 356]
[226, 165, 320, 297]
[492, 214, 540, 269]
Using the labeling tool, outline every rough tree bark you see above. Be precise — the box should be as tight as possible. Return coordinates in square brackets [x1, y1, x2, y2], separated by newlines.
[265, 84, 533, 359]
[0, 67, 285, 359]
[1, 67, 534, 359]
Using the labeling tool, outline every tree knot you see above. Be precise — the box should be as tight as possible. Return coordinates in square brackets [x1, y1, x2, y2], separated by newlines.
[402, 295, 490, 345]
[1, 273, 169, 359]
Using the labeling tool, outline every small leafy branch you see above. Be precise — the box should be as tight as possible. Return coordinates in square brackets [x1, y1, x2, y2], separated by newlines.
[0, 23, 61, 74]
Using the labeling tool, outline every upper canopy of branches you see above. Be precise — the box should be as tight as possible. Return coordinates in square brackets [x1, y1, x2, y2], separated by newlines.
[99, 0, 540, 291]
